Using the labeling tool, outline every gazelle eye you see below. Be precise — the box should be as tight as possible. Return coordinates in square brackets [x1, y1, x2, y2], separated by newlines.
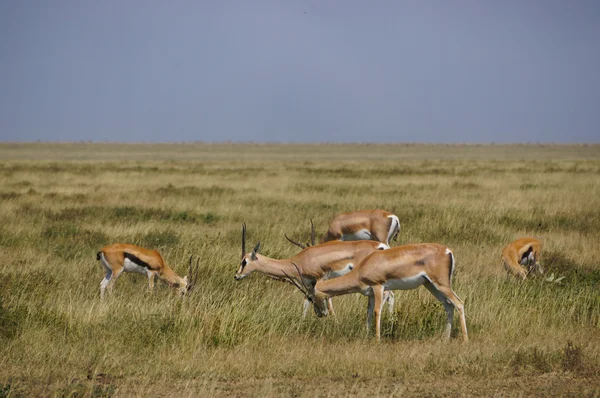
[241, 259, 247, 267]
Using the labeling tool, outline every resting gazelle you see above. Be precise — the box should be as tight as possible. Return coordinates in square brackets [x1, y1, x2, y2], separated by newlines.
[235, 224, 393, 317]
[285, 209, 400, 249]
[286, 243, 468, 342]
[97, 243, 199, 298]
[502, 237, 543, 280]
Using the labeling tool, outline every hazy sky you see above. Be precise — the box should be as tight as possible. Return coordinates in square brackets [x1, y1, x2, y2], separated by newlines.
[1, 1, 599, 143]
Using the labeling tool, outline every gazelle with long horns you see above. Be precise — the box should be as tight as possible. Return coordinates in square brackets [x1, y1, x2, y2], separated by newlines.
[235, 224, 391, 316]
[96, 243, 200, 298]
[285, 209, 400, 249]
[502, 237, 543, 280]
[286, 243, 468, 342]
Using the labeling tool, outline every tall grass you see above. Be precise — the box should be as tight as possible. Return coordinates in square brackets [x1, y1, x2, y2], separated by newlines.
[0, 143, 599, 396]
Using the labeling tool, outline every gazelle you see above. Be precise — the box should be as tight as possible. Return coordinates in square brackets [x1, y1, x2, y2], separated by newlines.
[285, 209, 400, 249]
[502, 237, 543, 280]
[96, 243, 200, 298]
[286, 243, 468, 342]
[235, 224, 392, 317]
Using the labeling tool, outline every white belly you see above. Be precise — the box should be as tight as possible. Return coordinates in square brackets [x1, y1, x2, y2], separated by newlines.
[123, 258, 149, 275]
[384, 272, 426, 291]
[341, 229, 372, 241]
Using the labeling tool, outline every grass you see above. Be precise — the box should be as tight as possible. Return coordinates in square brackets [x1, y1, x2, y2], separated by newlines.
[0, 143, 599, 397]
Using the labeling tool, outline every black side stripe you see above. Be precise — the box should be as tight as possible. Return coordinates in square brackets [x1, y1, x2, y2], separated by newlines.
[124, 252, 152, 269]
[448, 251, 454, 283]
[521, 246, 534, 263]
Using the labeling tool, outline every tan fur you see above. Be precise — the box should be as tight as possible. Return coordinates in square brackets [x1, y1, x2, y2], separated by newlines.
[235, 239, 390, 317]
[309, 243, 468, 342]
[98, 243, 187, 298]
[322, 209, 399, 245]
[236, 240, 384, 284]
[502, 237, 543, 280]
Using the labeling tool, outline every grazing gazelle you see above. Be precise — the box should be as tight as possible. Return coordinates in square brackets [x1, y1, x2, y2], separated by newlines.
[286, 243, 468, 342]
[96, 243, 200, 298]
[235, 224, 392, 317]
[286, 209, 400, 249]
[502, 237, 543, 280]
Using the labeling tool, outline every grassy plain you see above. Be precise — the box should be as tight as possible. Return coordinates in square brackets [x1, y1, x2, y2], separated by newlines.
[0, 143, 599, 397]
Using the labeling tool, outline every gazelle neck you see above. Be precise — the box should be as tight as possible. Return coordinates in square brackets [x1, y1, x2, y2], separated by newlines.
[159, 266, 186, 287]
[254, 255, 301, 281]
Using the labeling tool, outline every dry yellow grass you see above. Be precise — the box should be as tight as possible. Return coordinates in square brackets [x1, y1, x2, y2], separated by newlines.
[0, 143, 599, 397]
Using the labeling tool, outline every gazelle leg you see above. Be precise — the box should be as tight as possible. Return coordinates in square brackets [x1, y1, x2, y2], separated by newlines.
[326, 298, 336, 318]
[372, 285, 385, 343]
[424, 281, 468, 342]
[302, 299, 310, 318]
[366, 294, 375, 334]
[147, 271, 156, 291]
[438, 286, 468, 342]
[384, 290, 395, 314]
[100, 271, 112, 299]
[106, 267, 124, 293]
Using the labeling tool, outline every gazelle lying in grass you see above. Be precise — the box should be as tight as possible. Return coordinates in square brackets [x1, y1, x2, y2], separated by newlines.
[285, 209, 400, 249]
[235, 224, 393, 317]
[96, 243, 199, 298]
[286, 243, 468, 342]
[502, 237, 543, 280]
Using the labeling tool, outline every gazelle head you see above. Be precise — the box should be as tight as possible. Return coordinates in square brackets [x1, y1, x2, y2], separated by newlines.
[520, 246, 544, 276]
[283, 263, 329, 318]
[234, 223, 262, 281]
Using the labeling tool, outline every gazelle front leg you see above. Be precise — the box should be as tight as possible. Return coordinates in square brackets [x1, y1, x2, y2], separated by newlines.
[147, 270, 156, 291]
[383, 291, 395, 314]
[326, 298, 336, 319]
[302, 299, 310, 318]
[372, 285, 385, 342]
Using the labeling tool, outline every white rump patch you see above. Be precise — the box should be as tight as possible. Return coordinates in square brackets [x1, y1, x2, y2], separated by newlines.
[446, 248, 455, 278]
[387, 215, 400, 244]
[123, 258, 150, 275]
[384, 272, 427, 291]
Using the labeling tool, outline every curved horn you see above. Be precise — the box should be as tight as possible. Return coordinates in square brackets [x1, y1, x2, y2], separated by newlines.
[285, 234, 306, 249]
[310, 218, 315, 246]
[187, 256, 201, 291]
[292, 262, 312, 295]
[241, 223, 246, 259]
[282, 262, 312, 302]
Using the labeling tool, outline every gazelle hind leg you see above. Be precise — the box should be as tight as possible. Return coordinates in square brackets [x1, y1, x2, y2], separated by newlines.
[100, 271, 112, 299]
[366, 294, 375, 334]
[106, 267, 124, 293]
[423, 281, 468, 342]
[440, 287, 468, 342]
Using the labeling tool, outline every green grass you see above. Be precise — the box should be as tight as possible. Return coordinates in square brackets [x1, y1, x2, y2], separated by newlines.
[0, 143, 599, 396]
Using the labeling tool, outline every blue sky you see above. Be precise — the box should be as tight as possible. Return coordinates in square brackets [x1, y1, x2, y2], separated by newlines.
[1, 1, 599, 143]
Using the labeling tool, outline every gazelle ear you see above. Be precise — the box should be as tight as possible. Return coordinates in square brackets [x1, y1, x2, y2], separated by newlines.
[183, 276, 188, 283]
[251, 242, 261, 260]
